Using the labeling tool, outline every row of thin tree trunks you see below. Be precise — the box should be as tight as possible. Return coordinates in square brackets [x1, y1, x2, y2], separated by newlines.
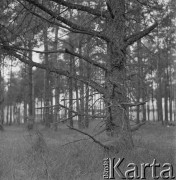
[0, 32, 175, 127]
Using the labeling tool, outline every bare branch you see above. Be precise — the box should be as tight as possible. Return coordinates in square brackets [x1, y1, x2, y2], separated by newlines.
[35, 103, 105, 119]
[106, 2, 115, 19]
[67, 125, 109, 150]
[121, 100, 148, 107]
[65, 49, 107, 71]
[131, 122, 145, 132]
[8, 45, 107, 71]
[51, 0, 108, 18]
[124, 22, 158, 47]
[24, 0, 109, 41]
[1, 44, 106, 95]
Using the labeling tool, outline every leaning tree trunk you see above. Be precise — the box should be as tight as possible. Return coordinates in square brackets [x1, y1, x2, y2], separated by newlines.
[104, 0, 134, 149]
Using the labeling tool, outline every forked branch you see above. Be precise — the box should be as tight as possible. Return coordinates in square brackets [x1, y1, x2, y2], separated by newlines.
[1, 43, 106, 95]
[24, 0, 109, 41]
[125, 22, 158, 47]
[7, 45, 107, 71]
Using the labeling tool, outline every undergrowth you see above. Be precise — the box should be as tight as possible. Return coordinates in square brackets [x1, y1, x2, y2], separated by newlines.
[0, 126, 175, 180]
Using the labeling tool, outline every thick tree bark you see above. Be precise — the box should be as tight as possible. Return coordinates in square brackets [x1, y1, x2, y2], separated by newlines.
[104, 0, 134, 149]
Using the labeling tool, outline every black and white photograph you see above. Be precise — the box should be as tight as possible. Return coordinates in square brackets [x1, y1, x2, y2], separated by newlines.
[0, 0, 175, 179]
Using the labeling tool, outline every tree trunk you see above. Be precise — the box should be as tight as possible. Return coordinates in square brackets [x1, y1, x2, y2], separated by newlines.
[68, 54, 74, 127]
[169, 67, 173, 121]
[9, 105, 12, 125]
[28, 41, 34, 126]
[169, 91, 173, 122]
[85, 83, 90, 128]
[78, 43, 85, 129]
[41, 97, 43, 123]
[23, 87, 28, 124]
[157, 77, 163, 123]
[142, 88, 147, 122]
[147, 103, 150, 121]
[53, 26, 59, 131]
[0, 56, 4, 125]
[85, 40, 91, 128]
[136, 34, 141, 124]
[104, 0, 134, 149]
[6, 105, 9, 125]
[54, 77, 60, 131]
[43, 28, 51, 128]
[164, 72, 168, 124]
[152, 82, 155, 121]
[156, 34, 163, 124]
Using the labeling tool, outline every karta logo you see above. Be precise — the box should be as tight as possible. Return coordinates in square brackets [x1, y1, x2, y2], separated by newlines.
[103, 158, 175, 179]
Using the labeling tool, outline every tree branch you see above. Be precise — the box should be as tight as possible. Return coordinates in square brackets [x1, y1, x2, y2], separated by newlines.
[106, 2, 114, 19]
[67, 125, 109, 150]
[1, 44, 106, 95]
[131, 122, 145, 132]
[121, 100, 148, 107]
[36, 103, 105, 119]
[24, 0, 109, 41]
[51, 0, 108, 19]
[65, 49, 107, 71]
[7, 45, 107, 71]
[124, 22, 158, 47]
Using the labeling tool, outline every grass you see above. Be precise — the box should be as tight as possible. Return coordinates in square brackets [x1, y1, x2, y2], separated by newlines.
[0, 121, 175, 180]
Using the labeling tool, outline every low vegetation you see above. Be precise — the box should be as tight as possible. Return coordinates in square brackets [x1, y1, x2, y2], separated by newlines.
[0, 122, 175, 180]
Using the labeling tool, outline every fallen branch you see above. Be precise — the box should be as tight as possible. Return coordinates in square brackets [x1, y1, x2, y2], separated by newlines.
[67, 125, 109, 150]
[131, 122, 145, 132]
[61, 128, 106, 147]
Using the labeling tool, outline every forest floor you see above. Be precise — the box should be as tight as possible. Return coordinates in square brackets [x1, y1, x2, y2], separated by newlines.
[0, 121, 175, 180]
